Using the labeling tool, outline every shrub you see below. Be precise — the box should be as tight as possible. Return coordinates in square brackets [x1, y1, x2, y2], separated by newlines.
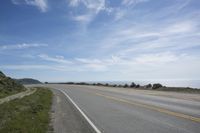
[152, 83, 162, 89]
[118, 85, 123, 87]
[105, 83, 109, 86]
[135, 84, 140, 88]
[65, 82, 75, 84]
[130, 82, 136, 88]
[124, 84, 129, 88]
[146, 84, 152, 88]
[97, 83, 103, 86]
[76, 82, 89, 85]
[112, 84, 117, 87]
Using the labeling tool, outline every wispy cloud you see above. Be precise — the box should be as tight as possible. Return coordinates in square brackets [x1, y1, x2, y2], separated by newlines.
[1, 52, 200, 81]
[98, 17, 199, 54]
[0, 64, 72, 71]
[75, 52, 186, 70]
[69, 0, 109, 24]
[69, 0, 150, 23]
[135, 52, 185, 65]
[0, 65, 53, 70]
[0, 43, 48, 50]
[11, 0, 48, 12]
[69, 0, 105, 12]
[72, 14, 92, 23]
[38, 54, 72, 64]
[164, 21, 196, 34]
[114, 9, 126, 21]
[122, 0, 149, 6]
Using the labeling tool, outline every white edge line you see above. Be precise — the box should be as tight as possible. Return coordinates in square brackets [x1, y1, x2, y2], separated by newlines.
[60, 90, 102, 133]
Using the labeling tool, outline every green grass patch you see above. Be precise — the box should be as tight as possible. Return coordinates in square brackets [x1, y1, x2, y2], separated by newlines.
[0, 87, 53, 133]
[0, 88, 26, 99]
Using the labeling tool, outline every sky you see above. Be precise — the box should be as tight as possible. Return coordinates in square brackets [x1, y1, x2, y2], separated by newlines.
[0, 0, 200, 82]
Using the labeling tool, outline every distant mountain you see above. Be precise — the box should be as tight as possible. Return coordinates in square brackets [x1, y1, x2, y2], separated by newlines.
[15, 78, 42, 85]
[0, 71, 26, 98]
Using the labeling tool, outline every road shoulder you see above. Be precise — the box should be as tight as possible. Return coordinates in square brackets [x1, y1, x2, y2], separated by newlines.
[50, 88, 95, 133]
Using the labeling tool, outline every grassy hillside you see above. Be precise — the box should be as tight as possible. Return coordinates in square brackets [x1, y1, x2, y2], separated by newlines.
[0, 88, 53, 133]
[0, 71, 26, 98]
[15, 78, 42, 85]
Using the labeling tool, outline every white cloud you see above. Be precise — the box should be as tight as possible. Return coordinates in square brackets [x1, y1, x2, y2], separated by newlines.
[0, 43, 48, 50]
[99, 17, 199, 52]
[114, 9, 126, 21]
[75, 58, 107, 71]
[0, 65, 52, 70]
[75, 55, 124, 71]
[21, 54, 36, 59]
[38, 54, 72, 64]
[76, 58, 102, 64]
[122, 0, 149, 6]
[84, 63, 107, 71]
[0, 64, 73, 71]
[69, 0, 151, 23]
[11, 0, 48, 12]
[73, 14, 92, 22]
[164, 21, 195, 34]
[69, 0, 80, 7]
[69, 0, 105, 12]
[75, 52, 186, 69]
[2, 52, 199, 80]
[69, 0, 107, 23]
[135, 52, 185, 65]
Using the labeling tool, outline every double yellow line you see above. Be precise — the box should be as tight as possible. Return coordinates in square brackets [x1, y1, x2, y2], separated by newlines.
[94, 92, 200, 123]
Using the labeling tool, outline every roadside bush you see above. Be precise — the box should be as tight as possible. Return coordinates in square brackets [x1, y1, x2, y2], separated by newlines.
[135, 84, 140, 88]
[118, 85, 123, 87]
[112, 84, 117, 87]
[152, 83, 162, 89]
[97, 83, 103, 86]
[130, 82, 136, 88]
[76, 82, 89, 85]
[65, 82, 75, 84]
[124, 84, 129, 88]
[145, 84, 152, 88]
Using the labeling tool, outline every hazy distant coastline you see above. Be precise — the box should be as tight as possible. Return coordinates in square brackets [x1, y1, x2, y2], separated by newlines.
[97, 80, 200, 89]
[48, 80, 200, 89]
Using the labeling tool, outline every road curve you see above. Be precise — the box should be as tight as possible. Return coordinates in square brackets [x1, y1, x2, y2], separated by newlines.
[41, 84, 200, 133]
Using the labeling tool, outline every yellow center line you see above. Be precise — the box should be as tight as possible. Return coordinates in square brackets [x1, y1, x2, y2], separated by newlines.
[94, 92, 200, 123]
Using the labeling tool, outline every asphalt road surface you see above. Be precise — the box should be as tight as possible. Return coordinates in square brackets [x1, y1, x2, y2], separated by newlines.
[38, 84, 200, 133]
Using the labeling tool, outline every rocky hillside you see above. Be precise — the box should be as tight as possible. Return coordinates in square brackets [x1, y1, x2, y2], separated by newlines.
[0, 71, 26, 98]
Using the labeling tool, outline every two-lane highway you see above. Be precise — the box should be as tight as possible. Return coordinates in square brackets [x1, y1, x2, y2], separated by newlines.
[43, 84, 200, 133]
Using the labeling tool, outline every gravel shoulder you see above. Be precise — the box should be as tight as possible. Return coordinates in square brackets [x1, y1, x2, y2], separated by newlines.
[50, 88, 95, 133]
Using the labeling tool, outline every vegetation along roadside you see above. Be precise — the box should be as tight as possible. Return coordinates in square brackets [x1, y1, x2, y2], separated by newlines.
[0, 87, 53, 133]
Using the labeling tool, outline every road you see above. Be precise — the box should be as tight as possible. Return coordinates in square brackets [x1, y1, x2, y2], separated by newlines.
[40, 84, 200, 133]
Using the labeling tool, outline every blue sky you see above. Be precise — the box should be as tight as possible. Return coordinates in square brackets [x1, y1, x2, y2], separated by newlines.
[0, 0, 200, 82]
